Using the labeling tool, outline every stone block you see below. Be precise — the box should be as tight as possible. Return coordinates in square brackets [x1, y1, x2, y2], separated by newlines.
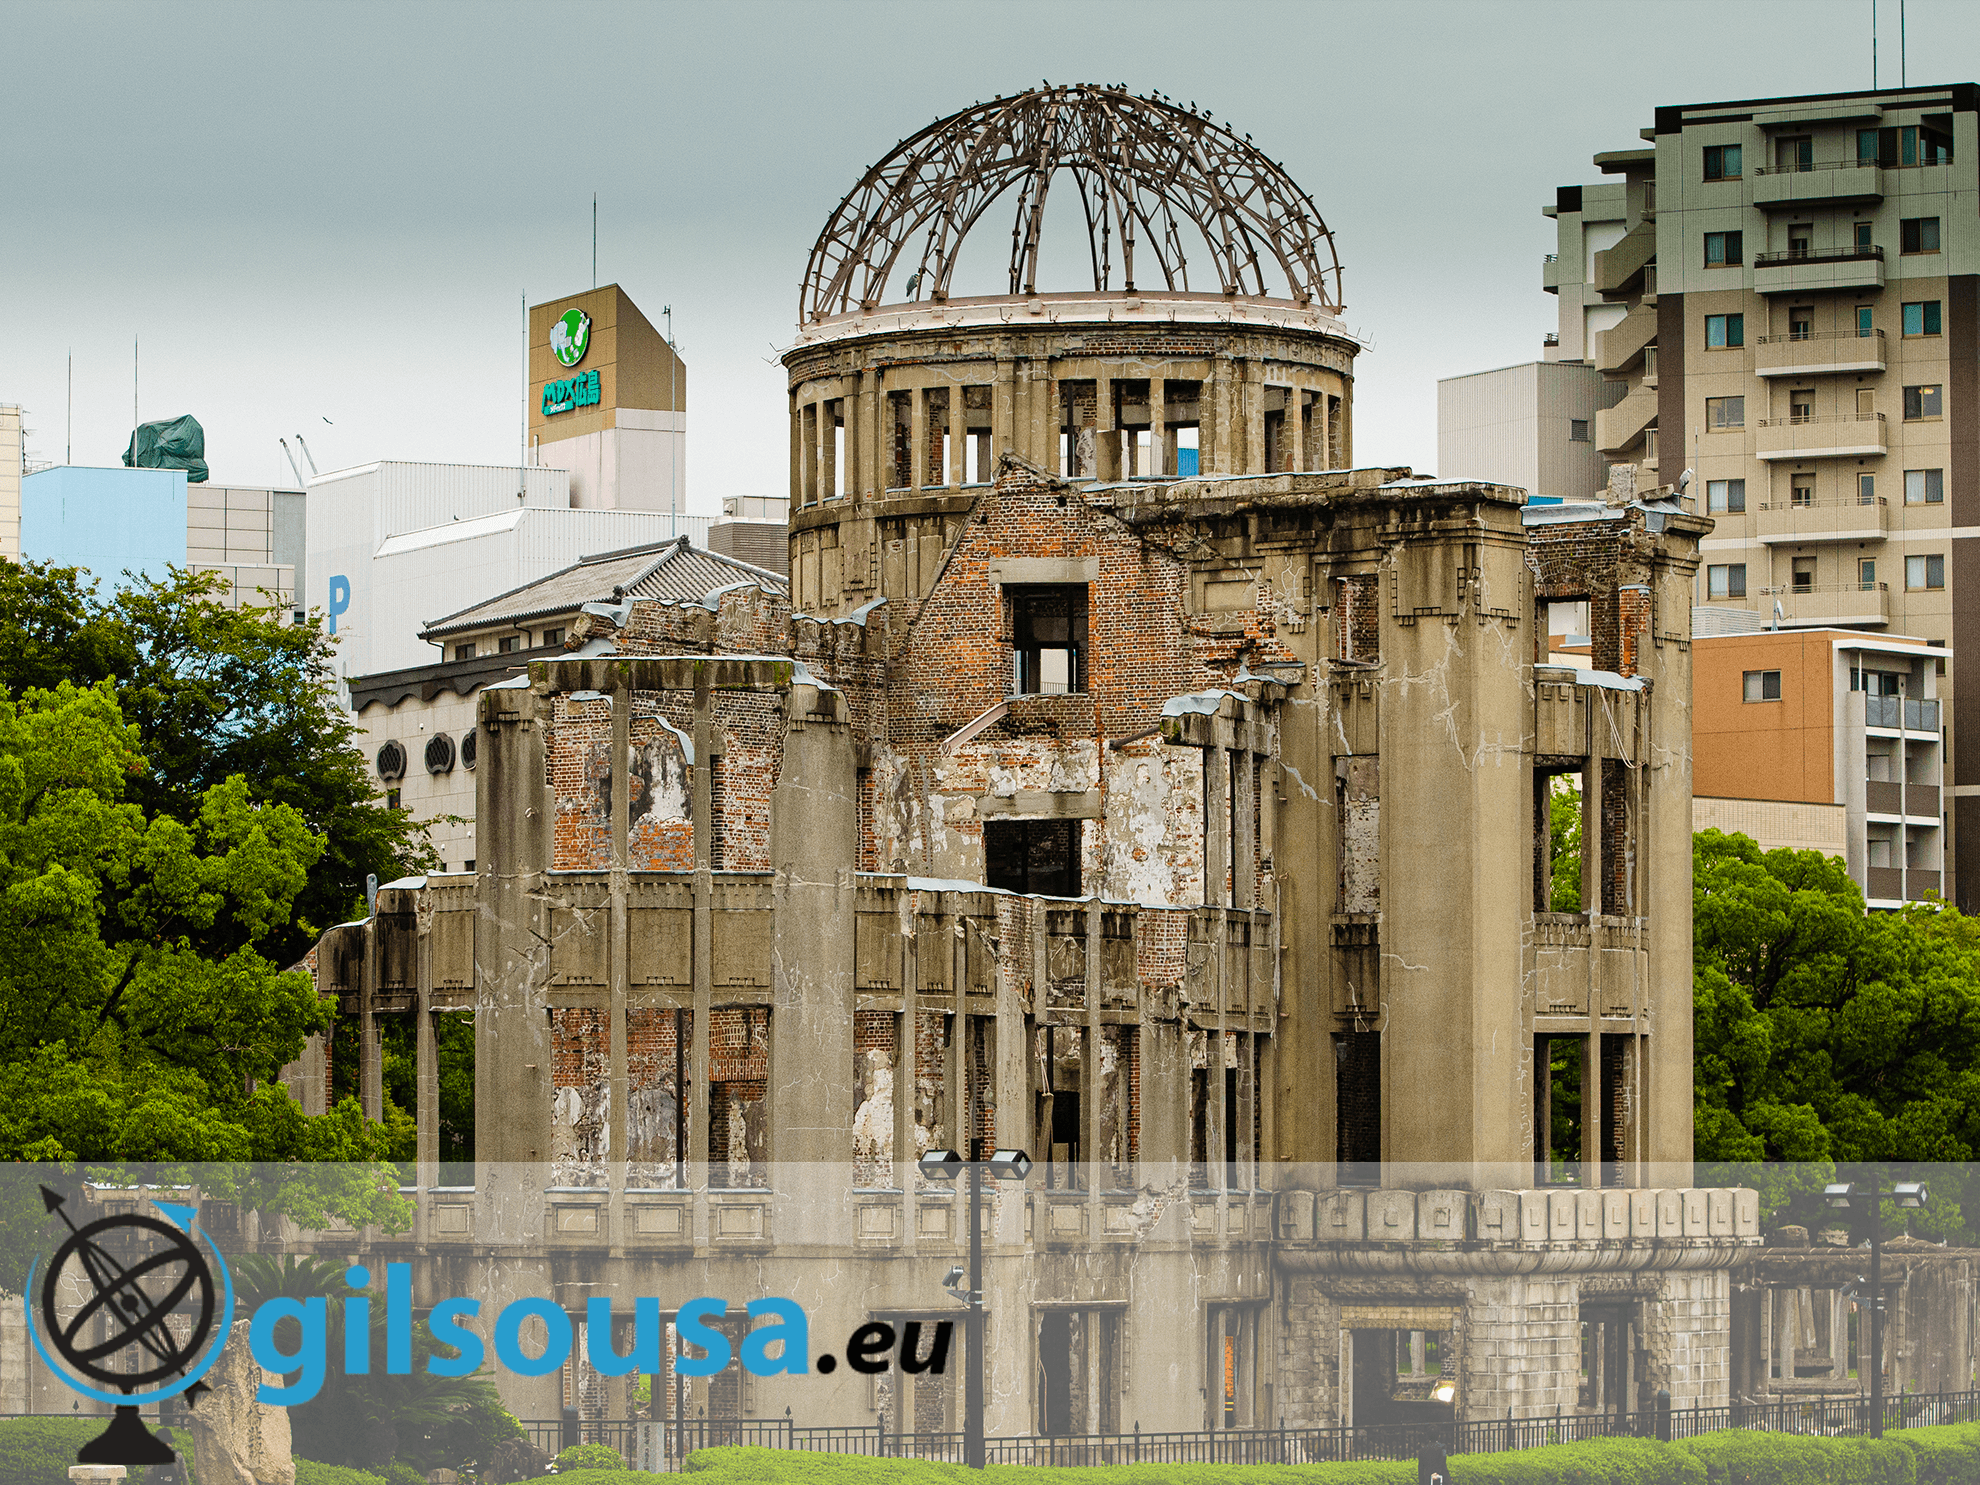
[1317, 1189, 1365, 1242]
[1657, 1188, 1683, 1235]
[1603, 1189, 1630, 1239]
[1549, 1189, 1577, 1240]
[1418, 1189, 1466, 1240]
[1365, 1189, 1416, 1240]
[1475, 1190, 1521, 1241]
[1576, 1188, 1603, 1238]
[1278, 1188, 1316, 1241]
[1734, 1188, 1760, 1236]
[1707, 1189, 1733, 1236]
[1519, 1190, 1550, 1242]
[1630, 1188, 1660, 1236]
[1682, 1189, 1708, 1236]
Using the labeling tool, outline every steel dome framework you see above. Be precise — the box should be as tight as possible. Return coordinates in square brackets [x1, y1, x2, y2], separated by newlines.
[799, 84, 1344, 324]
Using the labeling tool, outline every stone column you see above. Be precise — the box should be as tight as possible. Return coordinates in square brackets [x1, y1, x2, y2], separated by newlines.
[606, 670, 631, 1236]
[993, 358, 1016, 461]
[1082, 897, 1101, 1195]
[789, 394, 804, 509]
[690, 672, 714, 1187]
[768, 671, 857, 1171]
[1245, 364, 1267, 477]
[909, 386, 928, 491]
[1149, 376, 1167, 478]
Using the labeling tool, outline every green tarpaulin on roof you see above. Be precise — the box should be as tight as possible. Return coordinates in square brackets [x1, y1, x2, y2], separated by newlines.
[122, 414, 209, 483]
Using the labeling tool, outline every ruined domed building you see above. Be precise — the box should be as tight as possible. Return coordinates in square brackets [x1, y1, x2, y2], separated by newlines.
[285, 86, 1782, 1445]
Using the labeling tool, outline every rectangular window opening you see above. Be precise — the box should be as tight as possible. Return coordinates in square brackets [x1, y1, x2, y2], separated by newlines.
[1901, 217, 1942, 254]
[1743, 669, 1782, 703]
[1010, 584, 1088, 695]
[1905, 469, 1944, 505]
[984, 818, 1081, 897]
[1707, 478, 1746, 514]
[1902, 301, 1942, 337]
[1706, 563, 1747, 600]
[1333, 1030, 1381, 1175]
[1904, 384, 1944, 421]
[1537, 1035, 1583, 1186]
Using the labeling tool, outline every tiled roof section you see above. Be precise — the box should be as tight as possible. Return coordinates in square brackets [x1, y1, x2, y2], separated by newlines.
[421, 536, 788, 639]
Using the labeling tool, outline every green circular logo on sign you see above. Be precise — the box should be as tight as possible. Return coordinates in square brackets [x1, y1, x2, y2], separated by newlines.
[551, 309, 592, 368]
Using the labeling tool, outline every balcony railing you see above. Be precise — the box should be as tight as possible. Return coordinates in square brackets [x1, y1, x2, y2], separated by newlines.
[1754, 327, 1886, 377]
[1751, 157, 1882, 176]
[1755, 412, 1887, 460]
[1865, 695, 1941, 730]
[1756, 328, 1881, 346]
[1752, 245, 1885, 266]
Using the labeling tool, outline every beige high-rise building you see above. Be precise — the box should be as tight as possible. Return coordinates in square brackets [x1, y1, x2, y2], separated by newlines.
[0, 405, 21, 561]
[1540, 83, 1976, 906]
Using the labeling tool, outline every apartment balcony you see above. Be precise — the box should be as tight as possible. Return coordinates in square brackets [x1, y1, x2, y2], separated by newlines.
[1864, 695, 1941, 731]
[1753, 494, 1888, 545]
[1543, 253, 1562, 293]
[1751, 158, 1884, 211]
[1764, 580, 1890, 627]
[1755, 328, 1886, 378]
[1908, 783, 1941, 819]
[1593, 219, 1656, 298]
[1866, 779, 1903, 816]
[1867, 866, 1905, 901]
[1595, 388, 1657, 457]
[1593, 306, 1657, 375]
[1755, 413, 1886, 461]
[1752, 245, 1885, 296]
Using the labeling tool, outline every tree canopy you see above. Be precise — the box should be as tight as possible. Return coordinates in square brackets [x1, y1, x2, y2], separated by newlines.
[1692, 829, 1980, 1237]
[0, 559, 437, 966]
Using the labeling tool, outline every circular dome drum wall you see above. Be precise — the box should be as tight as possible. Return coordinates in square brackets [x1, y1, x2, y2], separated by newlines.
[783, 84, 1361, 618]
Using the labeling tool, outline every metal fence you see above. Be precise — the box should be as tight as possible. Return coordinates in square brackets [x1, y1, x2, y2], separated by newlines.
[521, 1389, 1980, 1471]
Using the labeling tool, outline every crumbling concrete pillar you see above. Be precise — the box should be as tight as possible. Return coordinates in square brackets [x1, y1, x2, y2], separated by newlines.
[1149, 375, 1167, 478]
[475, 679, 554, 1169]
[769, 672, 858, 1238]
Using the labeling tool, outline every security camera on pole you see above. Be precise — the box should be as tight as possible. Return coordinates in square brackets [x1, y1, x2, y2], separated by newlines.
[919, 1146, 1032, 1468]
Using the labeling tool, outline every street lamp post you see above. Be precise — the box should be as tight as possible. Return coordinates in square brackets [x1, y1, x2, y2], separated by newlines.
[1824, 1180, 1928, 1438]
[920, 1145, 1032, 1468]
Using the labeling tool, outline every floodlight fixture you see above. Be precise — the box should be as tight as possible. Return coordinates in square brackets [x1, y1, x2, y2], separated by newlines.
[1824, 1182, 1855, 1209]
[988, 1149, 1034, 1182]
[1893, 1181, 1928, 1209]
[918, 1149, 964, 1182]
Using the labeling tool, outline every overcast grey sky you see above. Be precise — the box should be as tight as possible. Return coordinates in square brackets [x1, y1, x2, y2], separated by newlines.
[5, 0, 1975, 507]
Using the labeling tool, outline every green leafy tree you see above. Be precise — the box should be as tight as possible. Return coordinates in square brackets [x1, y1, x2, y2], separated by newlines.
[1549, 780, 1583, 913]
[1693, 828, 1980, 1238]
[0, 680, 406, 1285]
[0, 560, 438, 965]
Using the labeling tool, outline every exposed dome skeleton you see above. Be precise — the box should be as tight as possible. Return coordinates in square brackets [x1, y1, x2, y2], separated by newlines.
[799, 83, 1344, 324]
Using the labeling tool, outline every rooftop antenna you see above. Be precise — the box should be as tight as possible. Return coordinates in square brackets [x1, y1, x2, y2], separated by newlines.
[294, 434, 319, 476]
[1873, 0, 1879, 87]
[279, 438, 307, 487]
[133, 334, 138, 432]
[66, 351, 71, 465]
[1901, 0, 1906, 85]
[593, 193, 598, 288]
[664, 304, 679, 514]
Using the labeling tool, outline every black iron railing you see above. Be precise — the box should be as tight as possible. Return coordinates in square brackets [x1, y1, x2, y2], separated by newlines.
[516, 1389, 1980, 1469]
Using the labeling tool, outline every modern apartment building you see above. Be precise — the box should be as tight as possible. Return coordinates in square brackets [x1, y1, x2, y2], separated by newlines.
[1694, 625, 1947, 906]
[1541, 83, 1976, 906]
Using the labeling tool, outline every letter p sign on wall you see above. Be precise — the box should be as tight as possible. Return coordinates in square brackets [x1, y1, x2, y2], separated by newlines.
[328, 575, 351, 634]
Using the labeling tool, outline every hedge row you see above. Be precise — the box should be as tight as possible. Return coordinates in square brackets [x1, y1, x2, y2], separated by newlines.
[667, 1428, 1980, 1485]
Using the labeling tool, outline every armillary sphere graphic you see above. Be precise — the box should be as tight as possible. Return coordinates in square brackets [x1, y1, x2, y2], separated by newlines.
[25, 1185, 236, 1466]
